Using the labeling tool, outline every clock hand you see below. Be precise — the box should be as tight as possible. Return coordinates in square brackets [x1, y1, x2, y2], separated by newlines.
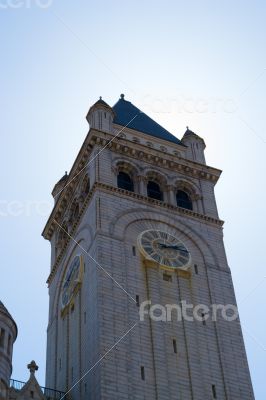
[159, 243, 188, 253]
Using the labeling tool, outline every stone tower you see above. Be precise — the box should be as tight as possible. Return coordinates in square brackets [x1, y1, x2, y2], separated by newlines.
[43, 95, 254, 399]
[0, 302, 17, 399]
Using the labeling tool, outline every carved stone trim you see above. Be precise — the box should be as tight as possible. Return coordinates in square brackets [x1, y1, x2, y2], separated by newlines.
[46, 182, 224, 286]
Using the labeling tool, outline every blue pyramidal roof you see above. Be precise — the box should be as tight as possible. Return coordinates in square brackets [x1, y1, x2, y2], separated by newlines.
[112, 97, 182, 145]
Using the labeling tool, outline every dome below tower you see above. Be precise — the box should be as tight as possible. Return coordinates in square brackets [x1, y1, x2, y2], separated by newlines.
[0, 301, 17, 395]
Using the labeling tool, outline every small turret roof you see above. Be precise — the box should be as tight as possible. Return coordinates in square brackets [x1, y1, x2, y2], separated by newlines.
[57, 171, 68, 184]
[182, 127, 205, 147]
[94, 96, 111, 108]
[184, 127, 196, 136]
[0, 301, 12, 318]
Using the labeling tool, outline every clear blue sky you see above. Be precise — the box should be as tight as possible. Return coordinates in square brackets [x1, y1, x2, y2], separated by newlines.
[0, 1, 265, 398]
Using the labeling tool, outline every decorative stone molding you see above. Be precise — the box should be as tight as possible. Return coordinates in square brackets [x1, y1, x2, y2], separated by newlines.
[42, 129, 221, 245]
[46, 181, 224, 285]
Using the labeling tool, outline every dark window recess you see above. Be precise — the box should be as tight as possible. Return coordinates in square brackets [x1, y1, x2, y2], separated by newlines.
[84, 383, 87, 393]
[30, 391, 34, 399]
[136, 295, 140, 307]
[212, 384, 217, 398]
[59, 358, 62, 370]
[71, 303, 75, 312]
[73, 204, 79, 219]
[147, 181, 163, 201]
[176, 190, 193, 210]
[201, 313, 206, 326]
[7, 335, 11, 355]
[194, 264, 198, 274]
[173, 339, 177, 354]
[0, 329, 5, 348]
[84, 177, 90, 194]
[141, 366, 145, 380]
[84, 312, 87, 324]
[163, 273, 172, 282]
[132, 246, 136, 256]
[117, 171, 134, 192]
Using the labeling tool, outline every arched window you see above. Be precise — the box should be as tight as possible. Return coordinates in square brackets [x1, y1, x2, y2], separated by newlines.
[117, 171, 134, 192]
[147, 181, 163, 201]
[176, 190, 193, 210]
[73, 203, 79, 219]
[83, 176, 90, 195]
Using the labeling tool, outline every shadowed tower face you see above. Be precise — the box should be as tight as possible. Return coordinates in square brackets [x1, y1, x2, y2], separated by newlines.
[43, 95, 254, 400]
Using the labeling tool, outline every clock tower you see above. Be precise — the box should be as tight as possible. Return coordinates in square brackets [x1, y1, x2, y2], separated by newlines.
[43, 95, 254, 399]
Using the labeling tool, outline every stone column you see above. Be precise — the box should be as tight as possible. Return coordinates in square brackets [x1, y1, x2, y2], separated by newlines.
[167, 185, 176, 206]
[195, 195, 203, 214]
[137, 176, 147, 196]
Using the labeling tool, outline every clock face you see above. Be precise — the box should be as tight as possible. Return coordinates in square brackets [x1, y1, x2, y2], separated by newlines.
[137, 230, 191, 270]
[61, 255, 83, 309]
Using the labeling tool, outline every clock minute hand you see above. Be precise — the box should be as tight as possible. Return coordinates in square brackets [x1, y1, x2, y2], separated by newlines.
[159, 243, 188, 253]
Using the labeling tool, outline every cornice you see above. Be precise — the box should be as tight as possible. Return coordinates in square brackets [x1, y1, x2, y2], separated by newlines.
[46, 181, 224, 286]
[43, 128, 221, 241]
[93, 130, 221, 181]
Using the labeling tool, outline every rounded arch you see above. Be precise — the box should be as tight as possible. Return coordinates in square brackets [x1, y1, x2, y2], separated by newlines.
[112, 158, 141, 176]
[145, 170, 167, 201]
[57, 220, 68, 246]
[176, 190, 193, 210]
[113, 159, 139, 192]
[81, 173, 90, 195]
[174, 179, 201, 201]
[117, 171, 134, 192]
[68, 198, 80, 224]
[147, 180, 163, 201]
[51, 224, 93, 318]
[143, 168, 169, 186]
[109, 208, 221, 267]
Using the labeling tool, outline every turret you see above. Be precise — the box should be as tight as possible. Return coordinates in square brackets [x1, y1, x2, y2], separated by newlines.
[86, 97, 115, 133]
[0, 302, 17, 398]
[181, 127, 206, 164]
[51, 172, 68, 204]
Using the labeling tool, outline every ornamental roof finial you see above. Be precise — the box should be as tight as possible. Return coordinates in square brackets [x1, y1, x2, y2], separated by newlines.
[120, 93, 125, 99]
[27, 360, 39, 375]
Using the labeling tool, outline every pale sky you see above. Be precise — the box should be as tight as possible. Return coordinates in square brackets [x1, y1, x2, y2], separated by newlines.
[0, 1, 265, 398]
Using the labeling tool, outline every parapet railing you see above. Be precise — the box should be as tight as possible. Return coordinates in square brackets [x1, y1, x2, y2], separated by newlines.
[10, 379, 66, 400]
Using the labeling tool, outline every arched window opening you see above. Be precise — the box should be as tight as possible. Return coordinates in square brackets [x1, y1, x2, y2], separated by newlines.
[117, 171, 134, 192]
[73, 203, 79, 220]
[58, 223, 68, 246]
[147, 181, 163, 201]
[82, 175, 90, 195]
[176, 190, 192, 210]
[7, 334, 11, 355]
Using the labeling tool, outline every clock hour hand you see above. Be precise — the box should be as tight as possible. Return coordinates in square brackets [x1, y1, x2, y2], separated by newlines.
[159, 243, 188, 253]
